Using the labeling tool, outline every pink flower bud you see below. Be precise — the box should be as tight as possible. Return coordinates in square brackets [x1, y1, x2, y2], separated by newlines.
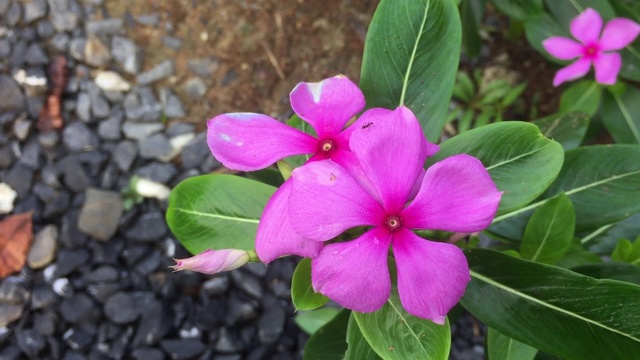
[170, 249, 250, 274]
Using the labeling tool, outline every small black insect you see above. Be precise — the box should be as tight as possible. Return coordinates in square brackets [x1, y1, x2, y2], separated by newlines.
[361, 122, 373, 129]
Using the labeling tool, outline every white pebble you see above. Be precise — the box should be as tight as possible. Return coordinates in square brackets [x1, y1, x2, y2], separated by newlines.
[0, 183, 18, 214]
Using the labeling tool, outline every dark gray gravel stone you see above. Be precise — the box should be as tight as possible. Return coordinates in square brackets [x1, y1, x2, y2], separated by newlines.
[23, 0, 47, 23]
[37, 20, 55, 38]
[114, 140, 137, 172]
[183, 77, 207, 100]
[48, 0, 80, 32]
[122, 122, 164, 140]
[112, 36, 142, 74]
[4, 163, 34, 199]
[98, 111, 123, 140]
[160, 339, 206, 360]
[159, 88, 185, 118]
[88, 83, 110, 119]
[6, 2, 21, 27]
[51, 33, 70, 52]
[63, 327, 93, 351]
[0, 38, 10, 58]
[86, 18, 123, 36]
[132, 300, 172, 346]
[0, 76, 25, 111]
[231, 270, 264, 300]
[180, 133, 210, 170]
[60, 209, 88, 247]
[26, 43, 49, 65]
[57, 156, 89, 192]
[136, 13, 159, 26]
[135, 162, 177, 183]
[16, 328, 46, 357]
[124, 211, 168, 241]
[139, 133, 173, 160]
[188, 57, 219, 77]
[258, 306, 286, 344]
[132, 348, 165, 360]
[62, 121, 99, 151]
[55, 249, 90, 277]
[84, 265, 119, 283]
[104, 292, 139, 324]
[75, 92, 91, 122]
[58, 294, 98, 324]
[137, 60, 174, 85]
[162, 36, 182, 50]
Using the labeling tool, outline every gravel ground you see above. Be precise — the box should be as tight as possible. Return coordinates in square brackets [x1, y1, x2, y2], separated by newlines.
[0, 1, 484, 359]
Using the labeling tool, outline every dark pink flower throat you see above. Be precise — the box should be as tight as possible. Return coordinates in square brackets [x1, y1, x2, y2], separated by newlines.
[385, 214, 402, 232]
[318, 139, 336, 156]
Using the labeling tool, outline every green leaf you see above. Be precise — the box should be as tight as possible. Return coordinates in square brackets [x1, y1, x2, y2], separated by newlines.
[611, 236, 640, 265]
[360, 0, 461, 142]
[487, 327, 538, 360]
[426, 122, 564, 214]
[572, 262, 640, 285]
[295, 307, 341, 335]
[531, 112, 590, 151]
[490, 145, 640, 241]
[462, 249, 640, 360]
[291, 258, 329, 311]
[490, 0, 543, 21]
[353, 292, 450, 360]
[345, 314, 383, 360]
[601, 86, 640, 144]
[452, 71, 475, 103]
[303, 309, 350, 360]
[520, 193, 575, 264]
[460, 0, 486, 57]
[166, 174, 275, 254]
[555, 238, 603, 268]
[581, 212, 640, 254]
[524, 13, 566, 57]
[559, 80, 602, 116]
[544, 0, 616, 26]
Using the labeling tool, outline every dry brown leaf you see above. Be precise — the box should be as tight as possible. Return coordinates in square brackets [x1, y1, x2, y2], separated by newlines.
[0, 212, 34, 278]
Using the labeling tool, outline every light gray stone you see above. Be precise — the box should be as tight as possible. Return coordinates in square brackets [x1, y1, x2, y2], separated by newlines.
[78, 188, 123, 241]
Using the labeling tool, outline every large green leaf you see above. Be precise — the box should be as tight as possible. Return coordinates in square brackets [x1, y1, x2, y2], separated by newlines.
[531, 112, 590, 151]
[572, 262, 640, 285]
[460, 0, 486, 57]
[345, 314, 383, 360]
[462, 249, 640, 360]
[426, 122, 564, 214]
[520, 193, 575, 264]
[601, 86, 640, 144]
[303, 309, 350, 360]
[524, 13, 567, 58]
[359, 0, 461, 142]
[490, 145, 640, 241]
[295, 307, 341, 335]
[166, 174, 275, 254]
[291, 258, 329, 311]
[487, 327, 538, 360]
[544, 0, 616, 25]
[558, 80, 602, 117]
[608, 1, 640, 81]
[353, 292, 450, 360]
[581, 212, 640, 254]
[490, 0, 543, 21]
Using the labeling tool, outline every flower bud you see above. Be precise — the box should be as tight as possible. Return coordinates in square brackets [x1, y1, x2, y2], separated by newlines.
[170, 249, 250, 274]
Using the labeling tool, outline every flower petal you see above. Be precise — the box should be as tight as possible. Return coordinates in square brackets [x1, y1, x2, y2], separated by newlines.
[207, 113, 317, 171]
[312, 228, 392, 312]
[290, 75, 365, 138]
[600, 18, 640, 51]
[349, 106, 428, 213]
[593, 52, 622, 85]
[542, 37, 584, 60]
[552, 58, 592, 86]
[255, 180, 323, 263]
[402, 154, 502, 233]
[289, 160, 385, 241]
[570, 8, 603, 45]
[392, 229, 470, 324]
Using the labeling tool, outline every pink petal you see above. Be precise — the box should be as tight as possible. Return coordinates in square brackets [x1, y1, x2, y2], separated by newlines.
[542, 37, 584, 60]
[570, 8, 603, 45]
[392, 229, 470, 324]
[171, 249, 250, 274]
[290, 75, 365, 138]
[402, 154, 502, 233]
[255, 180, 323, 263]
[600, 18, 640, 51]
[552, 58, 592, 86]
[349, 106, 428, 213]
[312, 228, 392, 312]
[289, 160, 385, 241]
[593, 52, 622, 85]
[207, 113, 317, 171]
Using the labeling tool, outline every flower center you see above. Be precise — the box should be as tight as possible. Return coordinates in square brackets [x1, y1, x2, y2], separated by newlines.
[584, 44, 599, 58]
[319, 139, 335, 154]
[385, 215, 402, 232]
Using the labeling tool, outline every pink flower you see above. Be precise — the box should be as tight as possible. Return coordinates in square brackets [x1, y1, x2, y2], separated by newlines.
[171, 249, 250, 274]
[207, 75, 438, 263]
[286, 106, 502, 323]
[543, 8, 640, 86]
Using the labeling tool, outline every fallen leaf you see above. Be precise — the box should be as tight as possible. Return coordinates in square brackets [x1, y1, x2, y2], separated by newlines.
[0, 212, 34, 278]
[37, 56, 68, 132]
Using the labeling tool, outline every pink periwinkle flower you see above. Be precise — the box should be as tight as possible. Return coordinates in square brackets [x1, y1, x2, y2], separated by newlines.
[286, 106, 503, 323]
[207, 75, 438, 263]
[543, 8, 640, 86]
[171, 249, 250, 274]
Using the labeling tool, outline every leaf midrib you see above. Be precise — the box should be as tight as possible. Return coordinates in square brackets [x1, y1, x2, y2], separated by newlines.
[173, 208, 259, 224]
[387, 299, 430, 356]
[470, 270, 640, 343]
[612, 92, 640, 143]
[493, 169, 640, 223]
[399, 0, 431, 106]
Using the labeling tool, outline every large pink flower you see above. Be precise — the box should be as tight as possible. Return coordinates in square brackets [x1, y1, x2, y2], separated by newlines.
[543, 8, 640, 86]
[287, 106, 502, 323]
